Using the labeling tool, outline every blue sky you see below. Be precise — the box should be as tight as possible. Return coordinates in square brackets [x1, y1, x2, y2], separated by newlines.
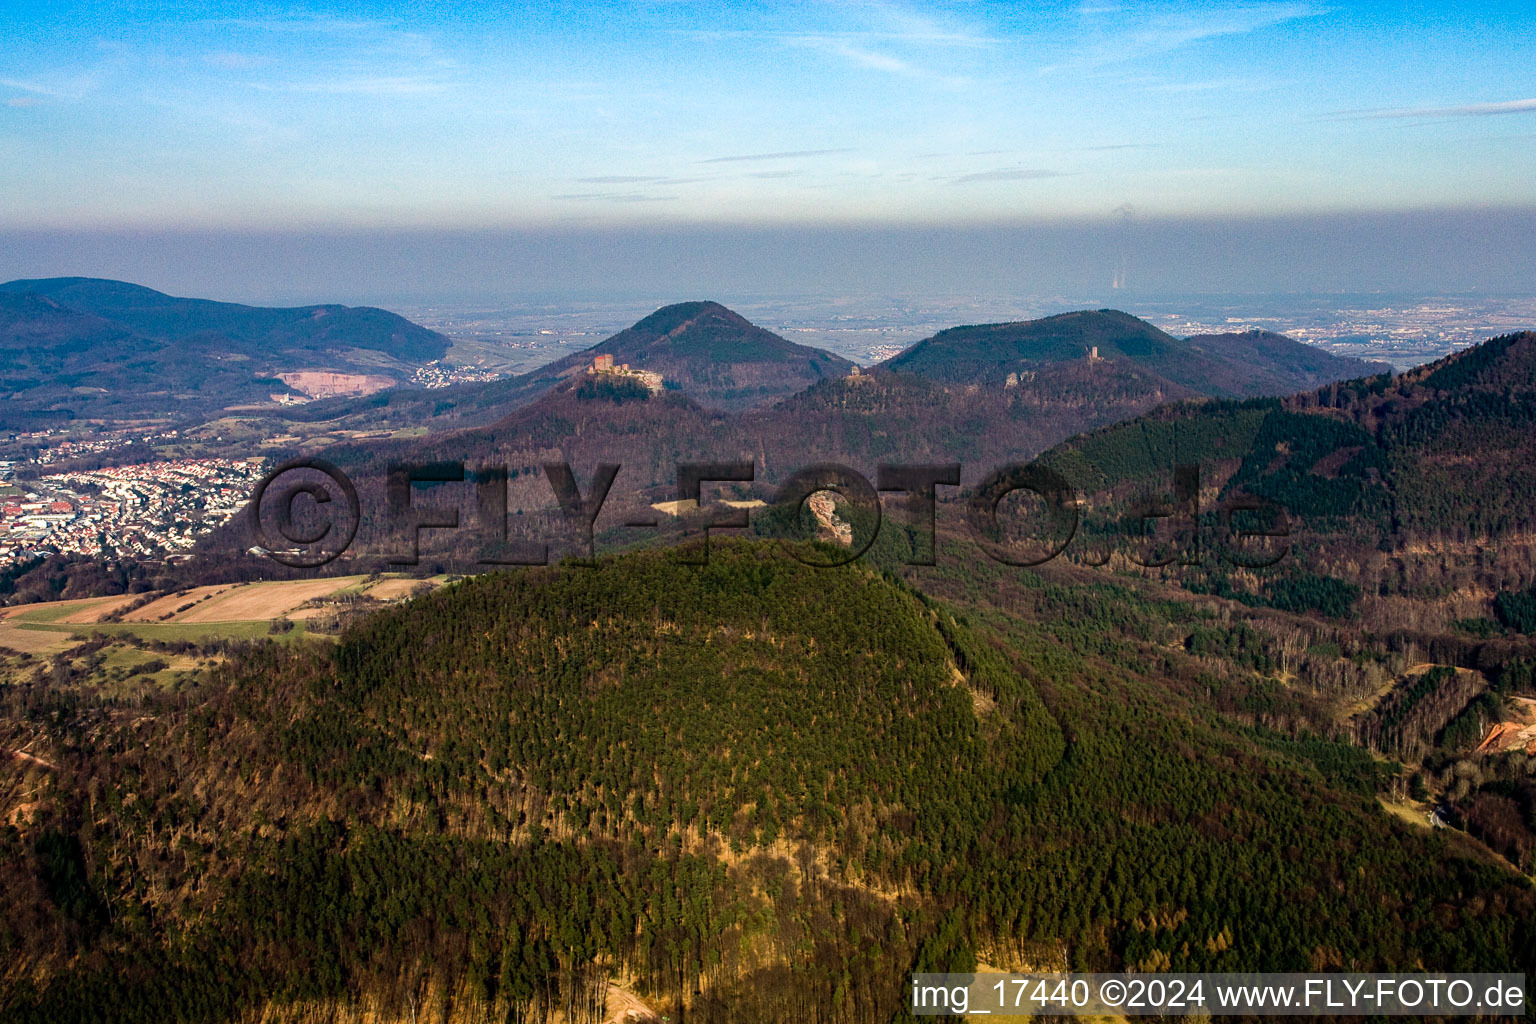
[3, 0, 1534, 230]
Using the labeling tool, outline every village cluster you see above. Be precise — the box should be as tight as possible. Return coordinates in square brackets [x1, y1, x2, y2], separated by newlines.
[4, 428, 184, 465]
[409, 360, 507, 389]
[0, 457, 258, 566]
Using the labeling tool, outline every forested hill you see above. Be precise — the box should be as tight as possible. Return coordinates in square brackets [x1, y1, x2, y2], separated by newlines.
[4, 540, 1532, 1022]
[174, 318, 1397, 578]
[1183, 328, 1394, 397]
[0, 277, 449, 428]
[880, 309, 1383, 398]
[0, 278, 446, 363]
[552, 300, 854, 397]
[1042, 329, 1536, 543]
[313, 301, 854, 428]
[497, 300, 854, 411]
[188, 343, 1203, 574]
[1030, 330, 1536, 627]
[356, 344, 1195, 495]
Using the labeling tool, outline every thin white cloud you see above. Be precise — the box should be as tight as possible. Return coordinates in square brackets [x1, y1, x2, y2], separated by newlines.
[216, 14, 433, 52]
[687, 22, 1000, 51]
[252, 76, 452, 96]
[1337, 98, 1536, 119]
[220, 16, 383, 34]
[551, 192, 679, 203]
[203, 51, 274, 70]
[779, 34, 970, 85]
[1139, 4, 1321, 48]
[812, 38, 920, 75]
[211, 16, 449, 72]
[699, 149, 853, 164]
[948, 168, 1067, 184]
[0, 75, 97, 101]
[1139, 76, 1292, 94]
[689, 4, 995, 85]
[844, 2, 1004, 49]
[1049, 3, 1328, 72]
[201, 11, 457, 102]
[576, 175, 716, 186]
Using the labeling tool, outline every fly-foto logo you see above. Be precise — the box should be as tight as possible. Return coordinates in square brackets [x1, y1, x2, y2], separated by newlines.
[245, 458, 1289, 570]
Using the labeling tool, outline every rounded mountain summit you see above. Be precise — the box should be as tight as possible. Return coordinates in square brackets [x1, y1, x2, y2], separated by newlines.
[423, 301, 855, 419]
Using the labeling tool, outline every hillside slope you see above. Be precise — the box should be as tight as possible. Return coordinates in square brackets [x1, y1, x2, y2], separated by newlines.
[3, 541, 1531, 1022]
[0, 278, 449, 428]
[1184, 328, 1391, 395]
[500, 300, 854, 410]
[235, 347, 1202, 569]
[1035, 330, 1536, 617]
[321, 301, 854, 428]
[881, 309, 1382, 398]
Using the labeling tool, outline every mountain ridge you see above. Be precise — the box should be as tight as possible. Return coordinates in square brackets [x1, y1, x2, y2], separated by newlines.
[0, 278, 447, 363]
[1034, 330, 1536, 606]
[880, 308, 1386, 398]
[336, 299, 855, 425]
[304, 305, 1383, 435]
[0, 277, 450, 429]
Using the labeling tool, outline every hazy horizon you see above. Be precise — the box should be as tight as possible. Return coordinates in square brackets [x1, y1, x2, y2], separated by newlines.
[4, 206, 1536, 308]
[4, 1, 1535, 305]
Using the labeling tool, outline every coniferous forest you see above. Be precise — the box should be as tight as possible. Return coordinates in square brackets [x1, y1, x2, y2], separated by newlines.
[5, 0, 1536, 1013]
[5, 329, 1536, 1022]
[3, 540, 1533, 1023]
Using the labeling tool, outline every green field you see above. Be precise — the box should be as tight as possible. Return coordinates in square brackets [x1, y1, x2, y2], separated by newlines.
[5, 618, 319, 644]
[8, 599, 123, 624]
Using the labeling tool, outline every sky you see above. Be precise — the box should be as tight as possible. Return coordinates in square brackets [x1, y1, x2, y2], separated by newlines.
[2, 1, 1534, 299]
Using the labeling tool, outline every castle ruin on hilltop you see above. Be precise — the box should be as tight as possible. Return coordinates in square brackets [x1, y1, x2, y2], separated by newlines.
[588, 354, 664, 394]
